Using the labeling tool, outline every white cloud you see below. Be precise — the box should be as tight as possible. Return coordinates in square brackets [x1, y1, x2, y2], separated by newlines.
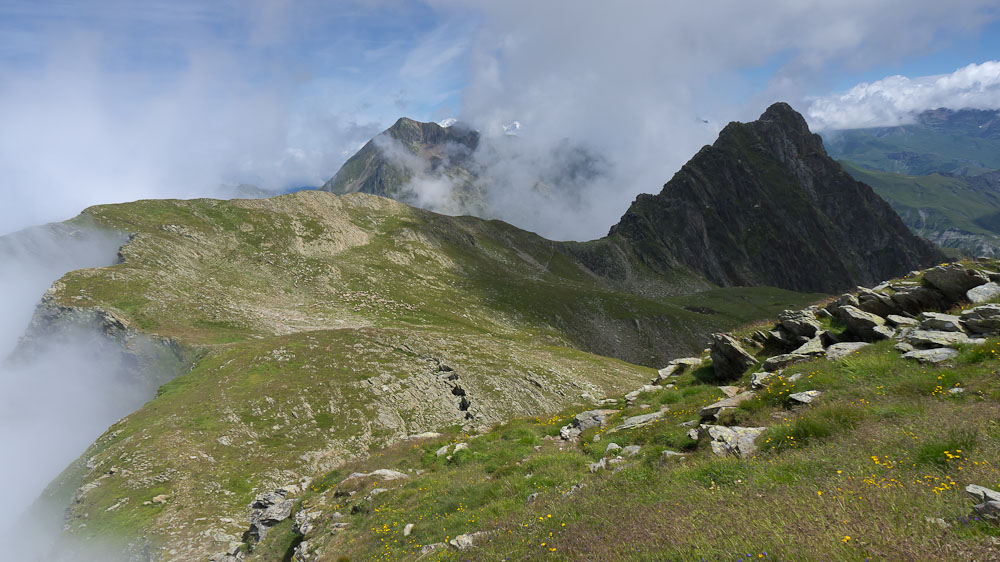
[807, 61, 1000, 130]
[425, 0, 999, 239]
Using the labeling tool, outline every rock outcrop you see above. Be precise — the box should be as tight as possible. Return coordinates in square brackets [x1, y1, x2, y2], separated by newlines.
[608, 102, 943, 293]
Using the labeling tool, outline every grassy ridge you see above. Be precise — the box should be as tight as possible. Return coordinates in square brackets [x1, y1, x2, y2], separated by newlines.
[41, 191, 823, 557]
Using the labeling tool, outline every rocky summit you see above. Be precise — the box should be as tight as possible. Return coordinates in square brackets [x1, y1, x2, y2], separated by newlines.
[609, 102, 943, 293]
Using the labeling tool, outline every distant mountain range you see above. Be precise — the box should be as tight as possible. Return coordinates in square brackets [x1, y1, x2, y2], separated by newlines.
[823, 108, 1000, 176]
[822, 108, 1000, 257]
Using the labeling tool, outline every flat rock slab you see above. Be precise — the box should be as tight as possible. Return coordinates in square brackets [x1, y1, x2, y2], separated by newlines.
[886, 314, 918, 328]
[826, 342, 869, 361]
[762, 353, 811, 371]
[920, 312, 964, 332]
[905, 329, 972, 348]
[902, 348, 958, 363]
[612, 410, 665, 431]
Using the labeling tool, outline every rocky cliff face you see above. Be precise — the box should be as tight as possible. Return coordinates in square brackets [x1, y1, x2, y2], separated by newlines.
[609, 103, 944, 293]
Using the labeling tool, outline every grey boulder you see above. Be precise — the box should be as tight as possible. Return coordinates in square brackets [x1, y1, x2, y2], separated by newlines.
[710, 333, 757, 380]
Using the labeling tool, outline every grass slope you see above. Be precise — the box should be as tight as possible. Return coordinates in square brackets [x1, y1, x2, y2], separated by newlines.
[257, 293, 1000, 561]
[38, 191, 821, 558]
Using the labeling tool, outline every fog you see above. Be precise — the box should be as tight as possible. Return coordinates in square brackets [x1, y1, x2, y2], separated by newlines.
[0, 223, 174, 560]
[2, 1, 997, 238]
[382, 0, 1000, 239]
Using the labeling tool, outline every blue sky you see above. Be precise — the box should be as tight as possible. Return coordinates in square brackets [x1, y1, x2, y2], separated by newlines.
[1, 1, 999, 236]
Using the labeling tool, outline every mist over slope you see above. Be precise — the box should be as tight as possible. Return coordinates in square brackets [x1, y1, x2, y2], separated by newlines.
[0, 222, 179, 559]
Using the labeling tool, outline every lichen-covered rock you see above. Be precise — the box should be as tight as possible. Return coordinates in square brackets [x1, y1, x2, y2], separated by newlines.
[905, 329, 974, 349]
[705, 425, 767, 458]
[919, 312, 965, 333]
[777, 309, 821, 338]
[967, 282, 1000, 304]
[902, 348, 958, 363]
[961, 304, 1000, 334]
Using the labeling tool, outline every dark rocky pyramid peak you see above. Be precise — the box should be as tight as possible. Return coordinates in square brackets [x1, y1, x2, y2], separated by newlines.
[609, 102, 943, 293]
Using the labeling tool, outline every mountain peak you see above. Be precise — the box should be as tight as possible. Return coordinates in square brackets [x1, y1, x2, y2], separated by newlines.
[609, 102, 942, 293]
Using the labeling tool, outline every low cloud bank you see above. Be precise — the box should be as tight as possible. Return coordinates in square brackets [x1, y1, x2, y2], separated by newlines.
[807, 61, 1000, 130]
[0, 223, 175, 560]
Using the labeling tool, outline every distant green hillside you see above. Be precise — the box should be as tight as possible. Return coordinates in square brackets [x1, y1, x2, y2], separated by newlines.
[823, 108, 1000, 176]
[842, 162, 1000, 257]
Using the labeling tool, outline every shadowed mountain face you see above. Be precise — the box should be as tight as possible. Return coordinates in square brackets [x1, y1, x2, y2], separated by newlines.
[608, 103, 944, 293]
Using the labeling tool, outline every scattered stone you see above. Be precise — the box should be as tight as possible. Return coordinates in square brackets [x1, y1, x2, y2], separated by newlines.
[920, 312, 965, 332]
[837, 306, 889, 341]
[526, 492, 538, 504]
[710, 333, 758, 380]
[949, 387, 965, 395]
[605, 443, 622, 455]
[825, 342, 869, 361]
[705, 425, 766, 458]
[902, 348, 958, 364]
[905, 329, 972, 348]
[453, 443, 468, 453]
[420, 543, 445, 555]
[961, 304, 1000, 334]
[686, 428, 700, 441]
[924, 517, 951, 529]
[293, 509, 322, 536]
[762, 353, 810, 371]
[343, 469, 409, 482]
[408, 432, 442, 440]
[621, 445, 641, 457]
[966, 484, 1000, 522]
[856, 288, 899, 317]
[718, 385, 741, 398]
[791, 336, 826, 357]
[890, 286, 948, 315]
[750, 371, 774, 390]
[244, 490, 294, 544]
[625, 385, 661, 403]
[435, 445, 450, 457]
[825, 293, 859, 317]
[403, 523, 414, 537]
[559, 409, 618, 440]
[588, 459, 606, 473]
[886, 314, 919, 328]
[788, 390, 822, 405]
[777, 309, 821, 338]
[562, 483, 585, 498]
[151, 494, 168, 504]
[699, 392, 755, 420]
[923, 264, 989, 301]
[786, 373, 804, 382]
[613, 410, 665, 431]
[598, 398, 619, 406]
[968, 282, 1000, 304]
[659, 450, 687, 463]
